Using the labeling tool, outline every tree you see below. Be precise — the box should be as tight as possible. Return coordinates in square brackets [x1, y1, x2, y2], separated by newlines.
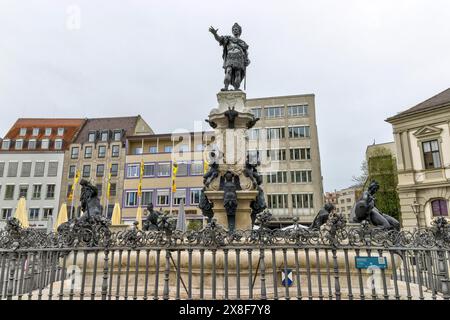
[352, 160, 369, 188]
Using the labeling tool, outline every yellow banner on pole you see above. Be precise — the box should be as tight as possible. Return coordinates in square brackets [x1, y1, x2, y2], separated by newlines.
[172, 162, 178, 193]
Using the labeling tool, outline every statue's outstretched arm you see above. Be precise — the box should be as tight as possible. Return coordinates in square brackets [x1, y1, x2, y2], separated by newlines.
[209, 26, 222, 43]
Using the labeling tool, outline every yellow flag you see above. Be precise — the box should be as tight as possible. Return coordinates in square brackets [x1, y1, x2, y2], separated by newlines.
[74, 169, 80, 184]
[106, 163, 112, 198]
[172, 162, 178, 193]
[204, 158, 209, 174]
[138, 159, 144, 197]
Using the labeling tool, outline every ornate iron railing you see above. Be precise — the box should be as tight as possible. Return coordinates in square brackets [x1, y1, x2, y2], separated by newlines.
[0, 214, 449, 300]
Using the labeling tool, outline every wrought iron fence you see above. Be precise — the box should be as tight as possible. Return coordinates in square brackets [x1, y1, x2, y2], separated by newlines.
[1, 215, 450, 300]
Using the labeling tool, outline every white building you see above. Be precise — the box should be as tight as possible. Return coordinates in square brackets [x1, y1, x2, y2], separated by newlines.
[0, 119, 86, 231]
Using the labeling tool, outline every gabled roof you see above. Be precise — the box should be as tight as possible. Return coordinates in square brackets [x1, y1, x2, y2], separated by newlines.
[2, 118, 86, 152]
[386, 88, 450, 122]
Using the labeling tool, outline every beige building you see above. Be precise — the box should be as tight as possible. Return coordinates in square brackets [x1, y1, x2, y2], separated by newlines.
[335, 187, 360, 221]
[246, 94, 324, 226]
[59, 116, 153, 218]
[122, 131, 213, 225]
[386, 88, 450, 229]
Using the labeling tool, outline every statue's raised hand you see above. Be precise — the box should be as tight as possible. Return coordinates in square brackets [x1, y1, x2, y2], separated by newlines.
[209, 26, 218, 34]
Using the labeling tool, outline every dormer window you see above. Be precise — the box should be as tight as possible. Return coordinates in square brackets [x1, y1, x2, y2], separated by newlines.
[15, 139, 23, 150]
[32, 128, 40, 136]
[57, 128, 65, 136]
[1, 140, 10, 150]
[54, 139, 63, 150]
[45, 128, 52, 136]
[28, 139, 37, 149]
[101, 131, 109, 142]
[41, 139, 49, 149]
[88, 131, 96, 142]
[113, 130, 122, 141]
[19, 128, 27, 136]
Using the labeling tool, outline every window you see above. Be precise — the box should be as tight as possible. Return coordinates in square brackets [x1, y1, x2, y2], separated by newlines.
[4, 185, 15, 200]
[98, 145, 106, 158]
[82, 165, 91, 178]
[1, 140, 10, 150]
[71, 147, 79, 159]
[248, 129, 260, 140]
[113, 130, 122, 141]
[45, 128, 52, 136]
[54, 139, 63, 150]
[19, 128, 27, 136]
[32, 128, 40, 136]
[46, 184, 56, 199]
[176, 163, 188, 176]
[96, 164, 105, 177]
[133, 147, 143, 155]
[267, 194, 288, 209]
[109, 183, 117, 197]
[290, 170, 312, 183]
[88, 132, 96, 142]
[110, 164, 119, 176]
[288, 126, 310, 138]
[164, 145, 173, 153]
[18, 185, 28, 199]
[149, 146, 158, 154]
[195, 144, 204, 151]
[288, 105, 308, 117]
[7, 162, 18, 177]
[251, 108, 262, 118]
[57, 128, 65, 136]
[1, 208, 12, 220]
[96, 184, 103, 197]
[43, 208, 53, 220]
[157, 163, 171, 177]
[68, 165, 76, 178]
[48, 161, 58, 177]
[143, 164, 155, 177]
[41, 139, 49, 149]
[157, 190, 170, 206]
[32, 184, 42, 199]
[290, 148, 311, 160]
[0, 162, 4, 177]
[141, 191, 154, 206]
[423, 140, 441, 169]
[346, 198, 352, 203]
[190, 188, 202, 205]
[173, 189, 186, 205]
[28, 139, 36, 149]
[67, 184, 73, 197]
[127, 164, 140, 178]
[292, 194, 314, 209]
[265, 106, 284, 118]
[34, 161, 45, 177]
[267, 149, 286, 161]
[29, 208, 39, 220]
[101, 131, 109, 142]
[431, 199, 448, 216]
[125, 191, 138, 207]
[15, 139, 23, 150]
[247, 150, 262, 164]
[266, 171, 288, 184]
[190, 161, 203, 175]
[266, 127, 285, 140]
[84, 146, 93, 159]
[20, 162, 32, 177]
[112, 145, 120, 157]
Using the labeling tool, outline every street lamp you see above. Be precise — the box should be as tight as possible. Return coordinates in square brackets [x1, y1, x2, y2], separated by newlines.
[411, 200, 421, 229]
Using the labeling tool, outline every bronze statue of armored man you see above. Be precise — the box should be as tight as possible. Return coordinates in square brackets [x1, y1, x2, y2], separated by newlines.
[209, 23, 250, 91]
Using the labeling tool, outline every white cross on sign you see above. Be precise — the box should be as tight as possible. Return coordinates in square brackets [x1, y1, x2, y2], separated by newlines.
[281, 269, 293, 286]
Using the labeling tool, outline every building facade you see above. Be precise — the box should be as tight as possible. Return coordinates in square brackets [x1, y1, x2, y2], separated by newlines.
[59, 116, 153, 218]
[386, 88, 450, 230]
[335, 187, 360, 221]
[246, 94, 324, 227]
[0, 118, 86, 231]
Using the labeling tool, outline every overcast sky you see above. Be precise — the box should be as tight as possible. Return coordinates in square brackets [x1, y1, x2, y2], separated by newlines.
[0, 0, 449, 192]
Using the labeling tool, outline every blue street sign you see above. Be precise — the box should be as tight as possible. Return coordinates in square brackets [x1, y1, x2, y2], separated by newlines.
[355, 256, 387, 269]
[281, 268, 293, 286]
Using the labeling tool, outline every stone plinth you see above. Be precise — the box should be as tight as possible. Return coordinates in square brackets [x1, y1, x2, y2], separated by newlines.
[205, 190, 258, 230]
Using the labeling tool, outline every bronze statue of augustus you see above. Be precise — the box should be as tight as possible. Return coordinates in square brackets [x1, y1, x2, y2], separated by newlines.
[209, 23, 250, 91]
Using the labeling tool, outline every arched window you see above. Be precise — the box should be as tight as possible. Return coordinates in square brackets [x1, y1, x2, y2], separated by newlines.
[431, 199, 448, 216]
